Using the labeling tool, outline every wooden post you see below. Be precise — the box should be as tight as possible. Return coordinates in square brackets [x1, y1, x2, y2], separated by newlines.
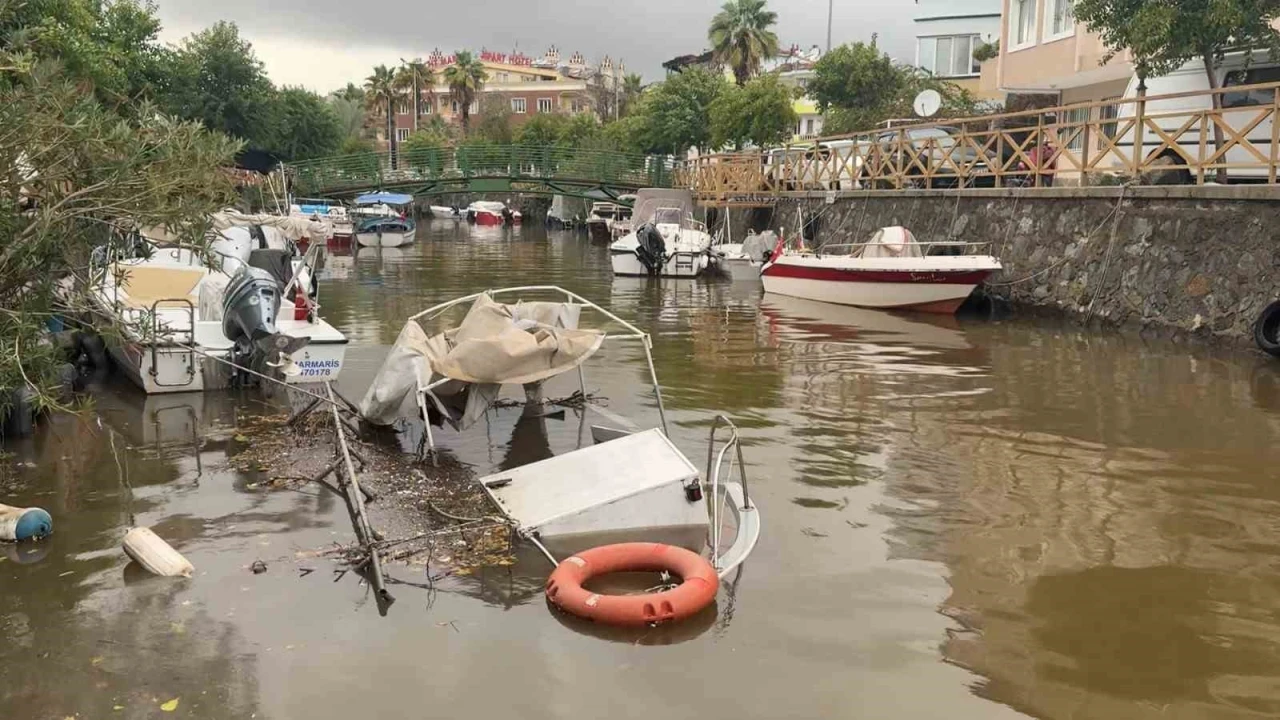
[1133, 75, 1148, 179]
[1270, 87, 1280, 184]
[1034, 114, 1045, 188]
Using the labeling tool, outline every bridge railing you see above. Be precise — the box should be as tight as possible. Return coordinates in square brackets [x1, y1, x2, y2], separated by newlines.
[679, 80, 1280, 201]
[289, 145, 675, 196]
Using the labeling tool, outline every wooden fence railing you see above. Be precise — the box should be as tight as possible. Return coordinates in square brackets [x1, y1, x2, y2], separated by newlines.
[678, 80, 1280, 203]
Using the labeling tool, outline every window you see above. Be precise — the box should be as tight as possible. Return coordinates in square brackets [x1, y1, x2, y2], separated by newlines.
[1045, 0, 1075, 39]
[1062, 107, 1088, 150]
[1011, 0, 1037, 47]
[804, 118, 815, 136]
[451, 100, 460, 114]
[470, 100, 478, 114]
[537, 97, 553, 113]
[396, 128, 409, 142]
[1099, 100, 1120, 139]
[917, 35, 982, 77]
[496, 72, 510, 82]
[511, 97, 527, 114]
[396, 101, 409, 115]
[1223, 67, 1280, 107]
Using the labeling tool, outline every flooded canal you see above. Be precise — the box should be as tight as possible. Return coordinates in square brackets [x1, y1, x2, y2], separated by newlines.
[5, 219, 1280, 719]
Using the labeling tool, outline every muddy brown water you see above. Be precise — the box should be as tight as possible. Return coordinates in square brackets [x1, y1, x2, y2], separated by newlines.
[4, 220, 1280, 719]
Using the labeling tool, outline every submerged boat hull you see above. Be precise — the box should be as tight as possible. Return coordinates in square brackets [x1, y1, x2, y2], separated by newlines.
[472, 211, 503, 226]
[587, 220, 612, 243]
[761, 262, 997, 313]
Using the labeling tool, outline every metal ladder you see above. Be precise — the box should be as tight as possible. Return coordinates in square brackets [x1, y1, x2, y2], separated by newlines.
[148, 298, 197, 388]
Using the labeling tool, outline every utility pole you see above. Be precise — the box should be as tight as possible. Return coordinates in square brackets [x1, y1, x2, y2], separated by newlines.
[826, 0, 833, 51]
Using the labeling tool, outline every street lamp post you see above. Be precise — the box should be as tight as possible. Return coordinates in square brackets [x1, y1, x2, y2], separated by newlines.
[827, 0, 833, 51]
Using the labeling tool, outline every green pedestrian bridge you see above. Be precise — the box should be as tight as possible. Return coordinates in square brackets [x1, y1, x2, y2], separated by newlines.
[287, 145, 676, 202]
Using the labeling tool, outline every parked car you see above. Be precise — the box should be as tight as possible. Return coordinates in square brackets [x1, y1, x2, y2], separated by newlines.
[871, 126, 996, 188]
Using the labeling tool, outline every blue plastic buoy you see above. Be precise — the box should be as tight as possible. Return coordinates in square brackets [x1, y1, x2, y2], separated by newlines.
[0, 505, 53, 542]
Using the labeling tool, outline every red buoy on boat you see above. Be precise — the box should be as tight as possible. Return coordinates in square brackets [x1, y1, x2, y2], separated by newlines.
[545, 543, 718, 627]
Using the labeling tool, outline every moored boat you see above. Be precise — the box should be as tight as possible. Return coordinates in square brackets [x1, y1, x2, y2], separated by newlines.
[466, 200, 520, 226]
[86, 219, 348, 394]
[356, 216, 416, 248]
[760, 226, 1002, 314]
[290, 198, 352, 239]
[714, 229, 776, 283]
[429, 204, 463, 219]
[609, 190, 714, 278]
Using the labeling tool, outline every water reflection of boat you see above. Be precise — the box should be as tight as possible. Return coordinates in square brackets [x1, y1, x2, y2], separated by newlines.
[94, 387, 243, 449]
[355, 245, 407, 265]
[760, 294, 972, 351]
[356, 216, 416, 248]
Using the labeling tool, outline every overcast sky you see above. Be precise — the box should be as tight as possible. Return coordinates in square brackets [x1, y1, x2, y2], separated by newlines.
[154, 0, 916, 94]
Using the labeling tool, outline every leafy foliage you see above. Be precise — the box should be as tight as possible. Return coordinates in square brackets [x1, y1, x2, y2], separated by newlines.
[631, 67, 729, 154]
[973, 39, 1000, 63]
[164, 22, 276, 150]
[0, 73, 238, 408]
[394, 58, 434, 132]
[266, 87, 343, 160]
[364, 64, 398, 157]
[710, 73, 797, 149]
[811, 43, 985, 133]
[473, 95, 514, 144]
[708, 0, 780, 85]
[1075, 0, 1280, 80]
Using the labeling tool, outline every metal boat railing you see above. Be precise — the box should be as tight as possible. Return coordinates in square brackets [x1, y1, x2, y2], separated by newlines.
[804, 240, 995, 256]
[410, 286, 669, 456]
[706, 415, 757, 577]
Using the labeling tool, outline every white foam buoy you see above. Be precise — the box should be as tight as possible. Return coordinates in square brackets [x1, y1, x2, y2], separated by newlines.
[122, 527, 193, 578]
[0, 503, 53, 542]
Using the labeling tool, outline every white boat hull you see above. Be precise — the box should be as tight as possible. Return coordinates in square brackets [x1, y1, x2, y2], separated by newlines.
[105, 331, 348, 395]
[356, 230, 413, 248]
[762, 275, 981, 313]
[610, 250, 710, 278]
[720, 257, 762, 282]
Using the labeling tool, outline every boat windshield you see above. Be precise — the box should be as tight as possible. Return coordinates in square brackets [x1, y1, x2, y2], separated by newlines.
[654, 207, 683, 225]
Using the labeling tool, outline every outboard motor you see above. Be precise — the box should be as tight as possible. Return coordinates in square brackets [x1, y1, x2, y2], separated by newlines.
[501, 206, 515, 225]
[221, 266, 309, 382]
[634, 223, 667, 276]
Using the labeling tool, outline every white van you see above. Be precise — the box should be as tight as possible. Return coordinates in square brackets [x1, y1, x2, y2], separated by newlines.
[1114, 50, 1280, 182]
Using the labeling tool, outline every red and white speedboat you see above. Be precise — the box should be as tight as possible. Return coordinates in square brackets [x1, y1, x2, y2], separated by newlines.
[467, 201, 521, 226]
[761, 227, 1001, 314]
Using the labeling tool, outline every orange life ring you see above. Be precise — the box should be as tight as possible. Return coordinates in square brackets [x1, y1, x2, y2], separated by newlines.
[545, 543, 719, 627]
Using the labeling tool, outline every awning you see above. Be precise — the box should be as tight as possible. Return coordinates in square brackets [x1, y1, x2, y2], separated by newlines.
[354, 192, 414, 205]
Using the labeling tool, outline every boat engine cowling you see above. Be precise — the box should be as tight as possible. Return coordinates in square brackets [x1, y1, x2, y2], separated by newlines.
[635, 223, 667, 276]
[223, 266, 281, 345]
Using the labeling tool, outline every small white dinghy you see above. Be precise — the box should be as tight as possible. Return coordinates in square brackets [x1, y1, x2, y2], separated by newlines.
[715, 229, 777, 283]
[358, 286, 761, 579]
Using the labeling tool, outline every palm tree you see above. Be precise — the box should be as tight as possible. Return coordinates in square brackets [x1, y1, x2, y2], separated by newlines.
[334, 82, 365, 104]
[620, 73, 644, 116]
[395, 58, 434, 133]
[443, 50, 487, 136]
[708, 0, 780, 86]
[364, 64, 398, 162]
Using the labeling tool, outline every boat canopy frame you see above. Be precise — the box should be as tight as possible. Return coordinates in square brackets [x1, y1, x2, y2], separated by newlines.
[408, 285, 670, 455]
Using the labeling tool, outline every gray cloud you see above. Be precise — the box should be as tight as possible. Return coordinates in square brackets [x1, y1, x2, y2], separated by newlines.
[156, 0, 916, 93]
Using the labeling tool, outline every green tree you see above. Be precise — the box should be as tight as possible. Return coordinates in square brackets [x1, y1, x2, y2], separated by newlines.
[708, 0, 780, 85]
[333, 82, 365, 104]
[473, 95, 513, 143]
[395, 58, 434, 133]
[443, 50, 487, 136]
[517, 113, 571, 148]
[810, 42, 982, 133]
[632, 67, 729, 154]
[620, 72, 645, 116]
[266, 86, 343, 160]
[0, 0, 175, 108]
[1075, 0, 1280, 181]
[364, 64, 398, 158]
[328, 94, 367, 143]
[164, 22, 275, 149]
[710, 73, 797, 149]
[0, 72, 238, 409]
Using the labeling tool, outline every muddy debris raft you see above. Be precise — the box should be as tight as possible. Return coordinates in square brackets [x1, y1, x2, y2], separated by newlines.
[228, 405, 516, 576]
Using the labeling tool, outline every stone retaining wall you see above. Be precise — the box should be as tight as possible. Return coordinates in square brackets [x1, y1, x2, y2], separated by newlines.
[753, 187, 1280, 343]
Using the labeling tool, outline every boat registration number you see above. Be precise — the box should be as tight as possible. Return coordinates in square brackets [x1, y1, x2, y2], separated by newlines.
[296, 359, 340, 377]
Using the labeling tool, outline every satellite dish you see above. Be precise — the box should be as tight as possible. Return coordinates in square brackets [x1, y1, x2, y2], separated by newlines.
[913, 89, 942, 118]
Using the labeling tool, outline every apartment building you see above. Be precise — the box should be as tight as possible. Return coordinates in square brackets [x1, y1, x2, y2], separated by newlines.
[388, 48, 622, 142]
[915, 0, 1003, 99]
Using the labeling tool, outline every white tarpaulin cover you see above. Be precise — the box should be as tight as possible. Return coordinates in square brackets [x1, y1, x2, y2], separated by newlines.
[359, 293, 605, 428]
[742, 230, 775, 262]
[859, 226, 923, 258]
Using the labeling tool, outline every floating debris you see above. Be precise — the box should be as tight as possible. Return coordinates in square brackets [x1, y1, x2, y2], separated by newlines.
[0, 503, 52, 542]
[122, 527, 193, 578]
